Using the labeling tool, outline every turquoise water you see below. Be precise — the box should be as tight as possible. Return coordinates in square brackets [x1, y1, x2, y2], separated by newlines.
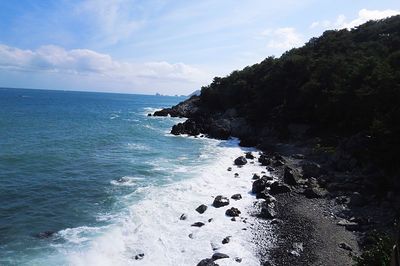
[0, 88, 206, 264]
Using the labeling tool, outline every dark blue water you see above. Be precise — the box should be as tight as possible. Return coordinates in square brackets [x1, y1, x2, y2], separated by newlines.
[0, 88, 205, 264]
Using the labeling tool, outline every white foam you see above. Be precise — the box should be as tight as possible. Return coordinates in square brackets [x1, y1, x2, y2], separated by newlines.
[110, 176, 145, 187]
[64, 139, 271, 266]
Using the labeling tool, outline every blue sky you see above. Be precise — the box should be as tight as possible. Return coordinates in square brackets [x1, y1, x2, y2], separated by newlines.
[0, 0, 399, 95]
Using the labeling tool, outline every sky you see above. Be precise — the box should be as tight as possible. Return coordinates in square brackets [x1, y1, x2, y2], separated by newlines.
[0, 1, 399, 95]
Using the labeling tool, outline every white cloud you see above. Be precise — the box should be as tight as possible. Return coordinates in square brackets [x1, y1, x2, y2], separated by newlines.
[261, 27, 304, 50]
[75, 0, 145, 45]
[0, 44, 211, 94]
[310, 8, 400, 30]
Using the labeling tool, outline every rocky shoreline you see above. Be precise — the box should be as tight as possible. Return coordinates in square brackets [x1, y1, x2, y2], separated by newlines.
[152, 97, 399, 265]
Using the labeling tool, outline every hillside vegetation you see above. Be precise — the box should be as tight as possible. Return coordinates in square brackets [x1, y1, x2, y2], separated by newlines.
[200, 15, 400, 174]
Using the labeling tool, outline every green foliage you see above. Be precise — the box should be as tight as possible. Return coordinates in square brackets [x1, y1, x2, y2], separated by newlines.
[354, 232, 394, 266]
[200, 15, 400, 173]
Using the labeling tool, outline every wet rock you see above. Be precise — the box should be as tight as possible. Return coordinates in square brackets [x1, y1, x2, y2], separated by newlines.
[212, 253, 229, 260]
[227, 167, 232, 171]
[191, 222, 205, 227]
[188, 233, 194, 239]
[235, 257, 243, 263]
[208, 218, 213, 223]
[269, 182, 291, 195]
[35, 231, 55, 239]
[180, 214, 187, 220]
[234, 156, 247, 166]
[283, 166, 302, 186]
[252, 178, 268, 194]
[245, 152, 255, 159]
[258, 154, 271, 166]
[234, 173, 239, 178]
[337, 219, 359, 231]
[147, 113, 152, 116]
[196, 204, 208, 214]
[260, 202, 276, 219]
[213, 196, 230, 208]
[231, 194, 242, 200]
[222, 236, 231, 244]
[231, 217, 236, 221]
[339, 242, 353, 251]
[197, 258, 219, 266]
[226, 207, 241, 217]
[134, 253, 145, 260]
[256, 191, 276, 203]
[252, 173, 260, 180]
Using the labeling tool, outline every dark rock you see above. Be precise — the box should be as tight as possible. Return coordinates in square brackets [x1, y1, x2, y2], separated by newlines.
[263, 175, 274, 181]
[189, 233, 194, 239]
[252, 178, 268, 194]
[222, 236, 231, 244]
[226, 207, 241, 217]
[134, 253, 144, 260]
[179, 213, 187, 220]
[196, 204, 208, 214]
[171, 120, 201, 136]
[256, 191, 276, 203]
[272, 160, 285, 167]
[339, 242, 353, 251]
[235, 257, 243, 263]
[245, 152, 254, 159]
[234, 156, 247, 166]
[213, 196, 230, 208]
[234, 173, 239, 178]
[302, 162, 323, 178]
[231, 194, 242, 200]
[208, 218, 213, 223]
[260, 202, 276, 219]
[252, 173, 260, 180]
[212, 253, 229, 260]
[227, 167, 232, 171]
[283, 166, 302, 186]
[337, 219, 359, 231]
[231, 217, 236, 221]
[147, 113, 152, 116]
[35, 231, 55, 239]
[269, 182, 291, 195]
[304, 187, 328, 198]
[191, 222, 205, 227]
[197, 258, 219, 266]
[258, 154, 271, 166]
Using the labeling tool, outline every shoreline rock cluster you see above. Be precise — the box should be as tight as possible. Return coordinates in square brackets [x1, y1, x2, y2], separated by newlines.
[152, 99, 400, 265]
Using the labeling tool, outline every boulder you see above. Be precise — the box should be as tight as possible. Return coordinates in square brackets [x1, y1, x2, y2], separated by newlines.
[196, 204, 208, 214]
[225, 207, 241, 217]
[283, 166, 302, 186]
[256, 191, 276, 203]
[212, 253, 229, 260]
[213, 196, 230, 208]
[260, 202, 276, 219]
[231, 194, 242, 200]
[252, 173, 260, 180]
[179, 213, 187, 220]
[222, 236, 231, 244]
[197, 258, 219, 266]
[258, 154, 271, 166]
[245, 152, 254, 159]
[269, 182, 291, 195]
[191, 222, 205, 227]
[252, 178, 268, 194]
[234, 156, 247, 166]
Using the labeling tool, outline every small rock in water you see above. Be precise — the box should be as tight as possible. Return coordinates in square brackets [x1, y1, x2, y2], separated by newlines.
[147, 113, 152, 116]
[208, 218, 213, 223]
[213, 195, 230, 208]
[234, 156, 247, 166]
[231, 217, 236, 221]
[134, 253, 145, 260]
[191, 222, 205, 227]
[226, 207, 241, 217]
[252, 173, 260, 180]
[196, 204, 208, 214]
[180, 213, 187, 220]
[231, 194, 242, 200]
[35, 231, 55, 239]
[188, 233, 194, 239]
[212, 252, 229, 260]
[227, 167, 232, 171]
[222, 236, 231, 244]
[235, 257, 243, 263]
[234, 173, 239, 178]
[197, 258, 218, 266]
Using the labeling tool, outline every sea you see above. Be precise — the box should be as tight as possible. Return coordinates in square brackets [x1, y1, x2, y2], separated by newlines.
[0, 88, 265, 266]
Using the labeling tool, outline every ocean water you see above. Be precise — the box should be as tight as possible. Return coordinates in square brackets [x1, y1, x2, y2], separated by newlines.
[0, 88, 265, 265]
